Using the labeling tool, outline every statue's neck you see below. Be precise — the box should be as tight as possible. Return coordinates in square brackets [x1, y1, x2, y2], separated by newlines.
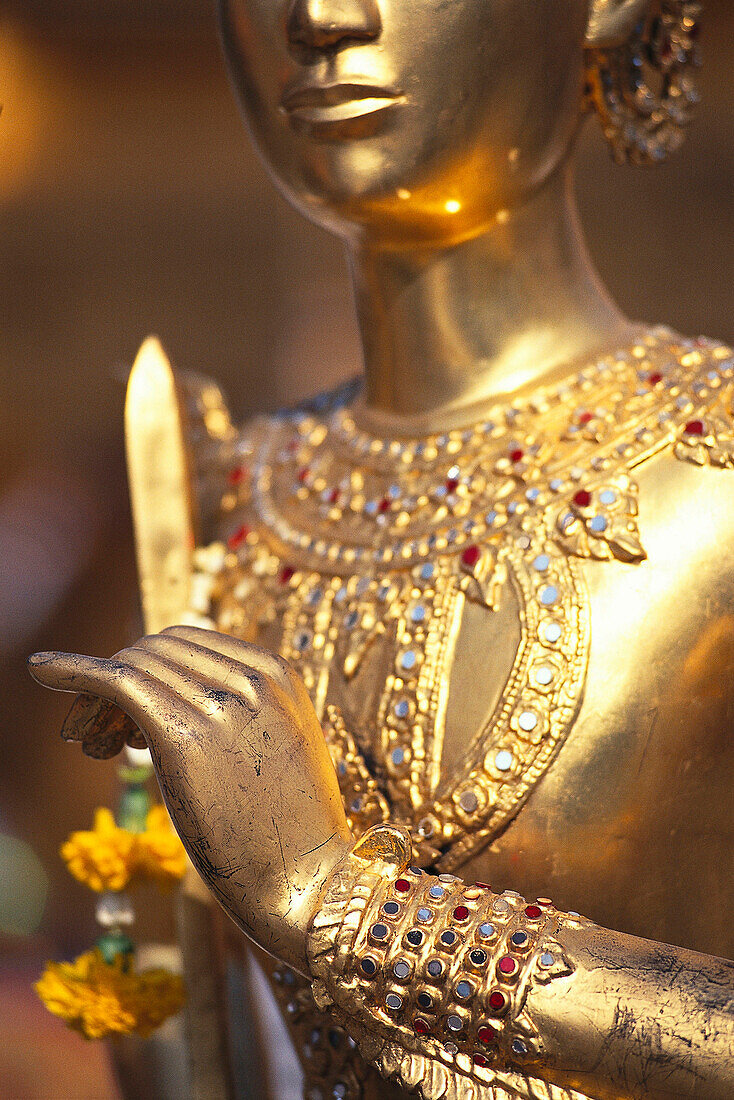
[347, 163, 635, 435]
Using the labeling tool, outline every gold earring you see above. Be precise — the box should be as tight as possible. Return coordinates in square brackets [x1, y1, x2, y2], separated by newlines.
[585, 1, 703, 166]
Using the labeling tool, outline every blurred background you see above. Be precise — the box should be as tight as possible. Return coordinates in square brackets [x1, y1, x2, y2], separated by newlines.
[0, 2, 731, 1096]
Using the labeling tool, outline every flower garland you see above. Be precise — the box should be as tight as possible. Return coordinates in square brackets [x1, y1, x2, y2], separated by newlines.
[36, 948, 185, 1040]
[61, 804, 187, 893]
[36, 757, 188, 1039]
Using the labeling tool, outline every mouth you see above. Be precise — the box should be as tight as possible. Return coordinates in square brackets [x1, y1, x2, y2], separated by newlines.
[281, 80, 404, 136]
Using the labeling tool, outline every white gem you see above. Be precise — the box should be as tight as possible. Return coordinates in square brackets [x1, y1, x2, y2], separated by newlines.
[535, 666, 553, 686]
[401, 650, 417, 670]
[543, 622, 562, 643]
[518, 711, 538, 732]
[410, 604, 426, 623]
[589, 515, 608, 533]
[391, 748, 406, 766]
[539, 952, 555, 968]
[533, 554, 550, 572]
[599, 489, 617, 505]
[495, 750, 513, 772]
[540, 586, 558, 606]
[447, 465, 460, 480]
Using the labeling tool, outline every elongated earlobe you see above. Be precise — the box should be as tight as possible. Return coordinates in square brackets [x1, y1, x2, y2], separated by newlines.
[585, 1, 703, 166]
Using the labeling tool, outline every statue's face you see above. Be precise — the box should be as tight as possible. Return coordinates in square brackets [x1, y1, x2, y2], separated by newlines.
[219, 0, 590, 243]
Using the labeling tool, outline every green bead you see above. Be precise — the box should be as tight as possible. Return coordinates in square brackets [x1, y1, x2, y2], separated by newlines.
[96, 931, 134, 967]
[117, 785, 150, 833]
[117, 763, 154, 786]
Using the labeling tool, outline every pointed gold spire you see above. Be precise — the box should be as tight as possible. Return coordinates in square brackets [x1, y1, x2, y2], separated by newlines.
[125, 337, 197, 634]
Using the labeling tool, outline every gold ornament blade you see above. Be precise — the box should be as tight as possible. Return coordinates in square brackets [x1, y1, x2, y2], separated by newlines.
[125, 336, 198, 634]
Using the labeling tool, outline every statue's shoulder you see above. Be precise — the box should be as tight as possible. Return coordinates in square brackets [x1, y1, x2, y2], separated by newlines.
[636, 328, 734, 547]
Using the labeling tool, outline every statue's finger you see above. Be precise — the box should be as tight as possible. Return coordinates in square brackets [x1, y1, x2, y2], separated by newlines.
[159, 626, 306, 700]
[120, 644, 263, 718]
[27, 651, 200, 743]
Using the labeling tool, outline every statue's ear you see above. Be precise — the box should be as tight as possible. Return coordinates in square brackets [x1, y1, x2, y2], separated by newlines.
[585, 0, 651, 48]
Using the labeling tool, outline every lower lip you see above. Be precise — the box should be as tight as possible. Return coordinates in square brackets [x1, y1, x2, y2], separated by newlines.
[284, 96, 402, 136]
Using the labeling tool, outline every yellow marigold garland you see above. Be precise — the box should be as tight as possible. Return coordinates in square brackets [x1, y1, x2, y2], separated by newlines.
[35, 949, 185, 1040]
[39, 793, 188, 1039]
[61, 804, 186, 892]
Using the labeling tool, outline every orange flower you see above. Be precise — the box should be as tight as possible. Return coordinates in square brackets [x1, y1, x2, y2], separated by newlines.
[135, 805, 187, 887]
[60, 805, 187, 892]
[61, 808, 136, 893]
[35, 950, 185, 1040]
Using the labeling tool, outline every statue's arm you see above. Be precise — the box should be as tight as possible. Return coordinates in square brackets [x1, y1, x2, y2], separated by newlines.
[28, 627, 734, 1100]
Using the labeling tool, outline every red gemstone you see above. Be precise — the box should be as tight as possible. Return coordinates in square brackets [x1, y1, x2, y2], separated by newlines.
[227, 525, 250, 550]
[453, 905, 470, 921]
[474, 881, 491, 890]
[461, 545, 481, 568]
[473, 1054, 489, 1067]
[572, 489, 591, 508]
[327, 488, 339, 505]
[524, 904, 542, 920]
[280, 565, 295, 584]
[228, 465, 247, 485]
[477, 1025, 496, 1044]
[297, 466, 310, 483]
[648, 372, 663, 385]
[378, 497, 391, 514]
[578, 411, 593, 425]
[685, 420, 704, 436]
[498, 955, 518, 976]
[394, 878, 411, 893]
[446, 477, 459, 494]
[414, 1017, 431, 1035]
[535, 897, 552, 907]
[509, 448, 524, 464]
[488, 990, 507, 1012]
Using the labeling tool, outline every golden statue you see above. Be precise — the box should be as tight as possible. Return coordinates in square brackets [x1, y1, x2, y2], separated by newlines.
[29, 0, 734, 1097]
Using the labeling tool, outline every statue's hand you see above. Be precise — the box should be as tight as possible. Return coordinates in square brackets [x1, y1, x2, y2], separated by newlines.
[28, 626, 352, 971]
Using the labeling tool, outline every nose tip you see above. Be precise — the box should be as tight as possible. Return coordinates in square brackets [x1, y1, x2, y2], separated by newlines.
[286, 0, 381, 51]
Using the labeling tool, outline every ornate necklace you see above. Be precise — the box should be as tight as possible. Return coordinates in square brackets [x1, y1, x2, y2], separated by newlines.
[189, 327, 734, 871]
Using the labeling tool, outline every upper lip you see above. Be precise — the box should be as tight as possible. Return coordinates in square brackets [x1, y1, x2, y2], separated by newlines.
[281, 79, 401, 112]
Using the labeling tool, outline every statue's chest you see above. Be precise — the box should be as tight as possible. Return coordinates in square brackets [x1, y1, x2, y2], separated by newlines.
[197, 333, 734, 869]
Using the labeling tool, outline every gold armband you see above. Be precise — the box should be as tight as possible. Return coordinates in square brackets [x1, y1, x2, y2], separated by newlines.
[307, 825, 582, 1099]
